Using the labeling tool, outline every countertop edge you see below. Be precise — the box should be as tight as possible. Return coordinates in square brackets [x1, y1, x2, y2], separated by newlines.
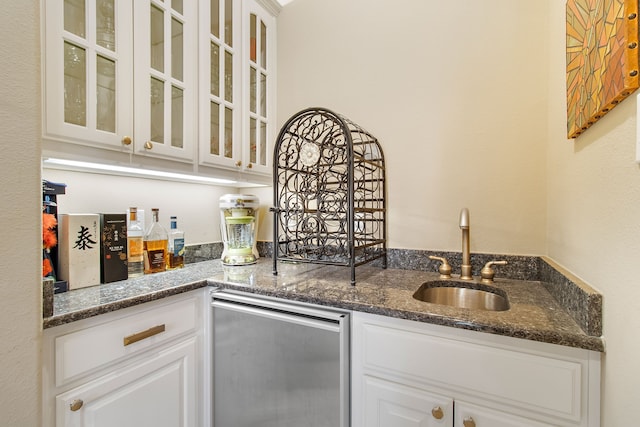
[43, 280, 209, 329]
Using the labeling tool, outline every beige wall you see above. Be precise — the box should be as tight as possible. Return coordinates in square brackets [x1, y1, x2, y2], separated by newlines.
[42, 0, 552, 256]
[8, 0, 639, 424]
[0, 0, 43, 425]
[546, 0, 640, 423]
[278, 0, 640, 424]
[277, 0, 549, 255]
[42, 170, 237, 245]
[41, 169, 275, 244]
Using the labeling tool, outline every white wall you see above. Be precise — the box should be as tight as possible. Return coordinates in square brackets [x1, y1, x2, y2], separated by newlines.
[277, 0, 549, 255]
[546, 1, 640, 423]
[0, 0, 43, 425]
[41, 169, 275, 243]
[278, 0, 640, 424]
[10, 0, 637, 424]
[43, 0, 551, 256]
[43, 169, 233, 245]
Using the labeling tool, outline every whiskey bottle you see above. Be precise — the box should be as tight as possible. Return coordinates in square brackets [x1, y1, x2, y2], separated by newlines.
[143, 208, 168, 274]
[127, 207, 144, 278]
[167, 216, 185, 269]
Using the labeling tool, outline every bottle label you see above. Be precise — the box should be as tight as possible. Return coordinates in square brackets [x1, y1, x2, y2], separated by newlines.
[147, 249, 166, 270]
[128, 237, 144, 260]
[172, 238, 185, 256]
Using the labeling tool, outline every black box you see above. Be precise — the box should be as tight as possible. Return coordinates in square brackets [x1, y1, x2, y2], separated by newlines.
[42, 179, 67, 196]
[100, 214, 128, 283]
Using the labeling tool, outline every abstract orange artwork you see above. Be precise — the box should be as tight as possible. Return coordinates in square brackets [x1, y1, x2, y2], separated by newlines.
[566, 0, 639, 138]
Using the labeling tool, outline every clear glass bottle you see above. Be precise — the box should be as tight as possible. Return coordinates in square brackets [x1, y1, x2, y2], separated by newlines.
[167, 215, 185, 269]
[127, 207, 144, 278]
[143, 208, 168, 274]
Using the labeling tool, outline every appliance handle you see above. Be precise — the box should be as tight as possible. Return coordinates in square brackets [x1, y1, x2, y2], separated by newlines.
[211, 290, 348, 323]
[212, 299, 342, 333]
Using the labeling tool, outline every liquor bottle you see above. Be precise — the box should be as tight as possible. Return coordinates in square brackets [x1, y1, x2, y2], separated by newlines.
[127, 207, 144, 278]
[167, 216, 185, 269]
[143, 208, 168, 274]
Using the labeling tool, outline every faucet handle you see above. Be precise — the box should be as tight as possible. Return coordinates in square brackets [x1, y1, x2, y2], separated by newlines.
[429, 256, 452, 279]
[480, 260, 508, 283]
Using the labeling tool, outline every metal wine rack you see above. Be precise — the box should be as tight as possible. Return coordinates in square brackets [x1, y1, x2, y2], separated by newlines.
[271, 107, 387, 285]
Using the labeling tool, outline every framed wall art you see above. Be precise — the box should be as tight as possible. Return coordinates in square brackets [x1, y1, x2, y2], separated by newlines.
[566, 0, 639, 138]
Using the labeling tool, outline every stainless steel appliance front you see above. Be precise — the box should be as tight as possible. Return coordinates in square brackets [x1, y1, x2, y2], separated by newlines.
[211, 290, 350, 427]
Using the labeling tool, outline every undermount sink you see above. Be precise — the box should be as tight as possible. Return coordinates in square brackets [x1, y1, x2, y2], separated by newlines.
[413, 280, 510, 311]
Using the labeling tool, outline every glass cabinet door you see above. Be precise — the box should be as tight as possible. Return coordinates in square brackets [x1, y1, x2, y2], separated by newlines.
[133, 0, 197, 162]
[44, 0, 276, 173]
[43, 0, 133, 150]
[199, 0, 275, 175]
[198, 0, 241, 169]
[243, 0, 275, 175]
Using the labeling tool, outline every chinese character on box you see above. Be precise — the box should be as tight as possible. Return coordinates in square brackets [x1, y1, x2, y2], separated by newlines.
[59, 214, 100, 290]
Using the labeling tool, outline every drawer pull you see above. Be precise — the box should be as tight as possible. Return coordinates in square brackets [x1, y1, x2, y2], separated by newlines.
[123, 324, 166, 346]
[69, 399, 83, 412]
[463, 417, 476, 427]
[431, 406, 444, 419]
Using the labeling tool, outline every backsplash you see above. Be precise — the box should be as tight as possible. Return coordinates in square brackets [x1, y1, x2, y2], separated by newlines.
[539, 257, 602, 337]
[382, 249, 540, 281]
[184, 242, 224, 264]
[188, 243, 539, 281]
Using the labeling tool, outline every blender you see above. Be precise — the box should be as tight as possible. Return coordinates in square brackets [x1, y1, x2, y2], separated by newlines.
[219, 194, 259, 265]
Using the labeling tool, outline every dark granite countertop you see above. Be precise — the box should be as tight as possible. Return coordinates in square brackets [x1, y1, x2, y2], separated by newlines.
[44, 258, 605, 352]
[43, 260, 222, 328]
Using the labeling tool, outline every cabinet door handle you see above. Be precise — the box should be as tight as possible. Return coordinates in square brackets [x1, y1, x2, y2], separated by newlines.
[69, 399, 83, 412]
[235, 160, 242, 167]
[463, 417, 476, 427]
[123, 324, 166, 346]
[431, 406, 444, 419]
[121, 136, 132, 145]
[144, 140, 153, 149]
[246, 162, 253, 169]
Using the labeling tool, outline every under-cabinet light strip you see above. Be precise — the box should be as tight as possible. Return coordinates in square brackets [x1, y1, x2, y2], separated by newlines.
[42, 158, 238, 185]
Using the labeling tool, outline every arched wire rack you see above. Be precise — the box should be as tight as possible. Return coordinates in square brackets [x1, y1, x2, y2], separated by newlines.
[271, 107, 387, 285]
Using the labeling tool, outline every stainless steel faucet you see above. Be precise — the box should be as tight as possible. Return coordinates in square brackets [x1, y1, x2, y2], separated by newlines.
[459, 208, 473, 280]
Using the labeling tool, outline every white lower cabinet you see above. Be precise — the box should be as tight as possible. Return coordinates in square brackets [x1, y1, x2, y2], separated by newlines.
[55, 338, 196, 427]
[43, 290, 209, 427]
[454, 401, 549, 427]
[361, 375, 549, 427]
[352, 312, 601, 427]
[363, 375, 453, 426]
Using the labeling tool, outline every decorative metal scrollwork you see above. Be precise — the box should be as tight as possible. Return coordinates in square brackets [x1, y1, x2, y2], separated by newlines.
[272, 107, 387, 285]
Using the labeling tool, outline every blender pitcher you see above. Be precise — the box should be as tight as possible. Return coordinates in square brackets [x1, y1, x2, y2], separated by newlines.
[219, 194, 259, 265]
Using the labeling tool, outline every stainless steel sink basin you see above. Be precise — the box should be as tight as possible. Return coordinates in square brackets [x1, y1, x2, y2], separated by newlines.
[413, 281, 510, 311]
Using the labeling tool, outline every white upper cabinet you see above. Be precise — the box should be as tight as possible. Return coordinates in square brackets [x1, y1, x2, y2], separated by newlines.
[199, 0, 277, 176]
[133, 0, 197, 162]
[241, 0, 276, 175]
[42, 0, 279, 179]
[198, 0, 242, 170]
[43, 0, 134, 151]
